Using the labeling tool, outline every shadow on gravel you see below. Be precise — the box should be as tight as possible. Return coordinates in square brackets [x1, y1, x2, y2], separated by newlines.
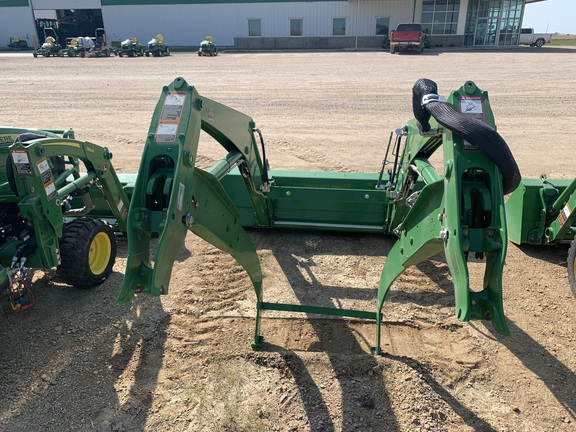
[510, 243, 569, 268]
[258, 230, 399, 431]
[502, 319, 576, 420]
[0, 240, 169, 432]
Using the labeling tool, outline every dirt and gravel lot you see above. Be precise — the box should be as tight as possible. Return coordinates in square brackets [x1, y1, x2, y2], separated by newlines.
[0, 46, 575, 432]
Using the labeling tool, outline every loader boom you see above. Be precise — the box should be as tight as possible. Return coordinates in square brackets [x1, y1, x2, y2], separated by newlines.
[118, 77, 517, 353]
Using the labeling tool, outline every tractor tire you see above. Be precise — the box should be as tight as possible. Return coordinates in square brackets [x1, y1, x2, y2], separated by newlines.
[80, 51, 86, 58]
[535, 38, 545, 47]
[166, 47, 170, 56]
[568, 239, 576, 299]
[57, 218, 117, 289]
[33, 51, 38, 58]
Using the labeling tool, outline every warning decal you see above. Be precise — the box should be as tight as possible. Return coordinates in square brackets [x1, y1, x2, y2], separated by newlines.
[37, 158, 57, 200]
[10, 149, 32, 175]
[459, 95, 484, 151]
[117, 199, 128, 221]
[556, 202, 572, 227]
[155, 91, 187, 142]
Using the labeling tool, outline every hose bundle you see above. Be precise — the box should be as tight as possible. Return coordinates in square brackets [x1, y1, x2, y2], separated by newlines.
[412, 78, 521, 194]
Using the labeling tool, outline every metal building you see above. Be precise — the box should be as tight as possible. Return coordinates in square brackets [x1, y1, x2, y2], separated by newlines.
[0, 0, 547, 50]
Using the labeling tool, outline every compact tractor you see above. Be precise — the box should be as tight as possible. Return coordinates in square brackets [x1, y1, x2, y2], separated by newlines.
[146, 34, 170, 57]
[3, 77, 543, 354]
[32, 28, 62, 57]
[119, 37, 145, 57]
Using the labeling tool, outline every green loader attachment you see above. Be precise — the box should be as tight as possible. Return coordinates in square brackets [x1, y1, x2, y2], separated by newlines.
[505, 174, 576, 297]
[117, 77, 520, 354]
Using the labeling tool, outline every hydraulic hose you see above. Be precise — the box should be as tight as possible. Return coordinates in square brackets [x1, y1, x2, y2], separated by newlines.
[412, 78, 521, 194]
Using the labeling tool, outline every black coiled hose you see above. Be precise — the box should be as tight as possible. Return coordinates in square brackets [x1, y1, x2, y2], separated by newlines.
[412, 78, 521, 194]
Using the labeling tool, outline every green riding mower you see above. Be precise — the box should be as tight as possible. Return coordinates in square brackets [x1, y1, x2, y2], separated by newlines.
[32, 28, 62, 58]
[118, 37, 145, 57]
[8, 37, 29, 50]
[60, 38, 86, 57]
[2, 77, 533, 354]
[84, 28, 115, 57]
[197, 36, 218, 56]
[145, 34, 170, 57]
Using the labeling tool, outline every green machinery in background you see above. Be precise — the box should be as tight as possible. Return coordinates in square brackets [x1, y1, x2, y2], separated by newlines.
[505, 174, 576, 297]
[118, 37, 144, 57]
[2, 77, 542, 354]
[32, 28, 62, 58]
[146, 34, 170, 57]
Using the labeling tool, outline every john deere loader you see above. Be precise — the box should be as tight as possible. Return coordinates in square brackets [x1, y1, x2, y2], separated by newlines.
[1, 77, 522, 355]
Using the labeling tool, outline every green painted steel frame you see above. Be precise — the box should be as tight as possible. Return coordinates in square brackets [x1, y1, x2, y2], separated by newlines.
[0, 128, 130, 270]
[506, 175, 576, 246]
[118, 78, 511, 354]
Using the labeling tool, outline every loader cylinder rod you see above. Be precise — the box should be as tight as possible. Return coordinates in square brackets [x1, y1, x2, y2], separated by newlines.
[551, 177, 576, 211]
[208, 150, 244, 181]
[57, 172, 97, 199]
[413, 157, 442, 184]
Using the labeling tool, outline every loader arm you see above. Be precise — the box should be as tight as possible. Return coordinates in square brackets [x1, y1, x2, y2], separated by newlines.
[373, 80, 516, 352]
[118, 77, 267, 312]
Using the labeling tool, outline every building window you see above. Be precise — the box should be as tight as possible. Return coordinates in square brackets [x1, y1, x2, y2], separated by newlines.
[332, 18, 346, 36]
[376, 17, 390, 36]
[290, 18, 303, 36]
[248, 19, 261, 37]
[421, 0, 460, 35]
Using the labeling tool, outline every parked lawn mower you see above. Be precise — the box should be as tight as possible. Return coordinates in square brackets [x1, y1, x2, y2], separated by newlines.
[197, 36, 218, 56]
[7, 36, 29, 50]
[32, 28, 63, 58]
[505, 175, 576, 298]
[84, 28, 115, 57]
[119, 37, 144, 57]
[146, 34, 170, 57]
[61, 38, 86, 57]
[1, 77, 521, 355]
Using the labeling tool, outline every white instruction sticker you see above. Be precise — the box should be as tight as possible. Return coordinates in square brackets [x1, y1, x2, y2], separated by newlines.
[177, 182, 185, 212]
[11, 149, 32, 175]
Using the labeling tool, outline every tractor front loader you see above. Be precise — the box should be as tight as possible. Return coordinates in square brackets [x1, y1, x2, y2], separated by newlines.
[116, 77, 520, 354]
[0, 128, 131, 310]
[505, 174, 576, 298]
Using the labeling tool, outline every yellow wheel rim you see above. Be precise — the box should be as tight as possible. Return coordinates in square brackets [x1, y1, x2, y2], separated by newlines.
[89, 232, 111, 275]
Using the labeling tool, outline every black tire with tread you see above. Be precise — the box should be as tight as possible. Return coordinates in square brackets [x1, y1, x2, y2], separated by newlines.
[57, 218, 117, 288]
[568, 239, 576, 299]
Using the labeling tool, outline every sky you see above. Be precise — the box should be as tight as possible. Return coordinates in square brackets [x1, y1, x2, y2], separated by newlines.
[522, 0, 576, 34]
